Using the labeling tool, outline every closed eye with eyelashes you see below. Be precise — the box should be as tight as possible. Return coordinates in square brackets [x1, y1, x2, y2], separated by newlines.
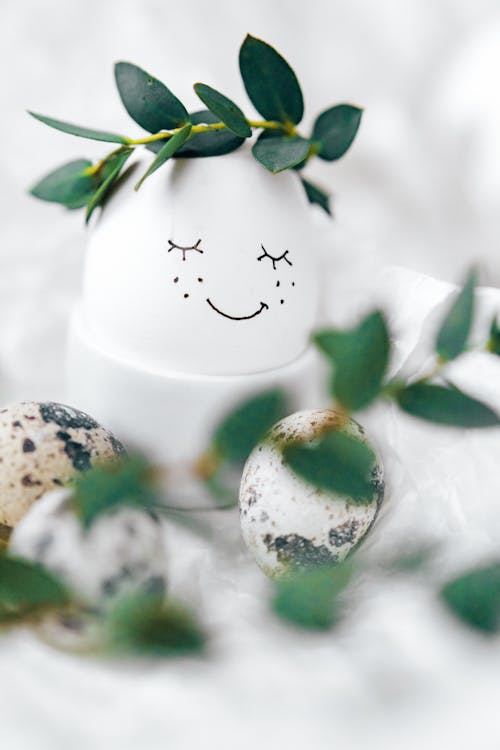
[257, 245, 293, 270]
[168, 239, 204, 261]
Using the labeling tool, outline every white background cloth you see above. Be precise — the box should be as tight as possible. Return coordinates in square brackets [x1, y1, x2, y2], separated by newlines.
[2, 1, 500, 748]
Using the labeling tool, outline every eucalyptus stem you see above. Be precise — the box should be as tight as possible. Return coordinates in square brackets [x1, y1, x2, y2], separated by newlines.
[420, 359, 447, 382]
[83, 146, 128, 176]
[125, 117, 289, 146]
[81, 117, 298, 191]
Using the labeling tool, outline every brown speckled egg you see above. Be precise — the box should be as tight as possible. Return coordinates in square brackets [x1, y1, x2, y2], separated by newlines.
[0, 401, 125, 528]
[239, 409, 384, 579]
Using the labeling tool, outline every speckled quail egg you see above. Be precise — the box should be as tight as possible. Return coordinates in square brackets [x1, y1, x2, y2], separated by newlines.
[0, 401, 125, 529]
[239, 409, 384, 579]
[9, 487, 167, 650]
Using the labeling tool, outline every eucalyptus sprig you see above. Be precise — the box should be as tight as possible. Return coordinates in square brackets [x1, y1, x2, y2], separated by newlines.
[28, 35, 363, 221]
[280, 268, 499, 501]
[187, 269, 498, 510]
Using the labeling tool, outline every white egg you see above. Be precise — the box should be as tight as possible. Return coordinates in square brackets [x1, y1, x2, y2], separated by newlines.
[0, 401, 125, 528]
[82, 144, 320, 375]
[9, 487, 167, 649]
[239, 409, 384, 578]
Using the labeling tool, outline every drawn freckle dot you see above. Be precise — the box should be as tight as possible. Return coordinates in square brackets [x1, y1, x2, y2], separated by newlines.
[174, 277, 179, 283]
[276, 280, 280, 287]
[280, 299, 284, 305]
[184, 293, 189, 299]
[198, 278, 203, 283]
[292, 282, 295, 286]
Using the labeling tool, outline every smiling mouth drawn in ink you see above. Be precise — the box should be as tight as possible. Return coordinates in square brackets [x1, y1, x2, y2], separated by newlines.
[257, 245, 293, 270]
[169, 240, 294, 320]
[206, 298, 269, 321]
[168, 238, 204, 261]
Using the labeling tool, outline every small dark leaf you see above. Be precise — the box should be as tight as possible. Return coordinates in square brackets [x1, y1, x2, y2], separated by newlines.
[252, 132, 309, 173]
[314, 311, 390, 411]
[135, 124, 192, 190]
[396, 383, 499, 427]
[239, 34, 304, 125]
[283, 429, 378, 503]
[193, 83, 251, 138]
[28, 112, 128, 144]
[213, 389, 288, 464]
[292, 158, 308, 172]
[148, 110, 245, 158]
[106, 592, 206, 657]
[114, 61, 188, 133]
[436, 269, 476, 362]
[0, 555, 70, 623]
[272, 561, 353, 630]
[487, 317, 500, 356]
[72, 454, 160, 528]
[300, 177, 332, 215]
[30, 159, 94, 206]
[85, 148, 133, 223]
[312, 105, 363, 161]
[441, 562, 500, 634]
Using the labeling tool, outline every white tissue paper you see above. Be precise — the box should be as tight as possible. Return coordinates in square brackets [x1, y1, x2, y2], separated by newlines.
[1, 262, 500, 750]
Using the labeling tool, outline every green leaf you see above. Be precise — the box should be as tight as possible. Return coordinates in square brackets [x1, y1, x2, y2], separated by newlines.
[72, 454, 160, 529]
[213, 389, 288, 464]
[487, 317, 500, 356]
[441, 562, 500, 634]
[396, 383, 500, 427]
[239, 34, 304, 125]
[0, 555, 70, 623]
[85, 148, 133, 223]
[283, 429, 378, 503]
[30, 159, 94, 206]
[193, 83, 251, 138]
[314, 311, 390, 411]
[28, 111, 128, 144]
[311, 104, 363, 161]
[272, 561, 353, 630]
[106, 592, 206, 657]
[148, 110, 245, 158]
[134, 124, 192, 190]
[252, 132, 309, 173]
[436, 269, 476, 362]
[300, 177, 332, 215]
[114, 61, 188, 133]
[63, 192, 97, 210]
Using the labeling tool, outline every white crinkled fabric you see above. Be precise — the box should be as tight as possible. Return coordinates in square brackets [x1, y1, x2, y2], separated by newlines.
[3, 0, 500, 747]
[1, 260, 500, 750]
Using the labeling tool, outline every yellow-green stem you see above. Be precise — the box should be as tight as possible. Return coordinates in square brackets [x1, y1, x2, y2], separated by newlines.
[125, 118, 287, 146]
[83, 146, 126, 176]
[85, 118, 300, 184]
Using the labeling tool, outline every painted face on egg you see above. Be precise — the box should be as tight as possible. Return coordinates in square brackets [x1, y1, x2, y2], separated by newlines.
[83, 147, 320, 375]
[167, 239, 297, 322]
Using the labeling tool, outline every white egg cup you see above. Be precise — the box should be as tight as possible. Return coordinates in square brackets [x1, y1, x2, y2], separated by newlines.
[66, 145, 324, 464]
